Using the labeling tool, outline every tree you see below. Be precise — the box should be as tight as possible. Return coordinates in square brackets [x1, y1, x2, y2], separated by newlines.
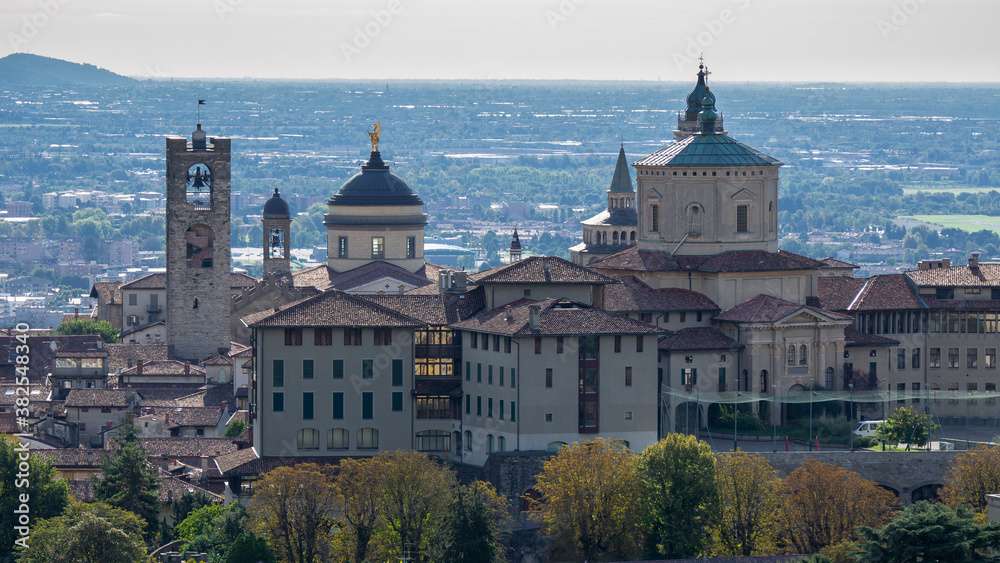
[778, 459, 897, 553]
[0, 437, 70, 560]
[92, 416, 160, 540]
[856, 501, 1000, 563]
[529, 438, 641, 561]
[16, 501, 150, 563]
[170, 490, 215, 531]
[637, 434, 719, 559]
[224, 533, 276, 563]
[712, 451, 782, 556]
[376, 451, 455, 562]
[222, 418, 247, 438]
[942, 446, 1000, 514]
[249, 464, 336, 563]
[332, 457, 382, 562]
[875, 406, 937, 448]
[175, 502, 249, 559]
[431, 480, 511, 563]
[54, 318, 121, 343]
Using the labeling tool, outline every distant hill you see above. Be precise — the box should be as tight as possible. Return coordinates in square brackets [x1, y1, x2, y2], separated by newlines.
[0, 53, 134, 86]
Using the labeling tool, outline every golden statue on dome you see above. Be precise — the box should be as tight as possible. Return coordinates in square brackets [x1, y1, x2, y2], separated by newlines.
[368, 120, 381, 152]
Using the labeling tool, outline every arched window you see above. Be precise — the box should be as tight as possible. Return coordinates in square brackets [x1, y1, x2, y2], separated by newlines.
[787, 345, 797, 366]
[268, 228, 285, 258]
[464, 430, 472, 451]
[760, 370, 769, 393]
[612, 232, 619, 244]
[620, 231, 627, 242]
[688, 205, 701, 235]
[498, 436, 506, 452]
[742, 369, 749, 391]
[297, 428, 319, 449]
[185, 163, 212, 206]
[357, 427, 379, 450]
[327, 428, 348, 450]
[630, 231, 636, 243]
[546, 441, 567, 452]
[185, 224, 215, 268]
[799, 344, 808, 365]
[825, 367, 835, 390]
[416, 430, 450, 452]
[488, 434, 494, 453]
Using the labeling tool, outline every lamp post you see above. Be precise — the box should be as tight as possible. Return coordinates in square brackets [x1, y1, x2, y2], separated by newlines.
[734, 391, 739, 451]
[772, 384, 778, 453]
[809, 378, 814, 452]
[849, 383, 855, 452]
[882, 378, 887, 420]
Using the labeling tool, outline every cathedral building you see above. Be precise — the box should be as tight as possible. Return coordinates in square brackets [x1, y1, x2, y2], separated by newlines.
[569, 144, 638, 266]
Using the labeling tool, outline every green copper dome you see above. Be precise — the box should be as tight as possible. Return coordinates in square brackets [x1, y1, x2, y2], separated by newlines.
[697, 92, 719, 134]
[685, 64, 715, 112]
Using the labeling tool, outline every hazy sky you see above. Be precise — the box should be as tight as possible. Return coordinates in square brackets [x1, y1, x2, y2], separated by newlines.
[1, 0, 997, 82]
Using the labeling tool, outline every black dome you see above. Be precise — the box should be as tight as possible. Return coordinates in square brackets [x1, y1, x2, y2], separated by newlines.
[328, 151, 424, 207]
[262, 187, 290, 218]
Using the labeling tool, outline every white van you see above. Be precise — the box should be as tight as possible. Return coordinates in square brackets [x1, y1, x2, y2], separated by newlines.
[853, 420, 884, 438]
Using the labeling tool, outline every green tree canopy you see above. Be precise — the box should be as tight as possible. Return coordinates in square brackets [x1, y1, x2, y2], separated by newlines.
[875, 406, 938, 448]
[92, 416, 160, 540]
[54, 318, 121, 344]
[857, 501, 1000, 563]
[637, 434, 720, 559]
[431, 480, 510, 563]
[16, 501, 150, 563]
[222, 418, 247, 438]
[0, 436, 70, 560]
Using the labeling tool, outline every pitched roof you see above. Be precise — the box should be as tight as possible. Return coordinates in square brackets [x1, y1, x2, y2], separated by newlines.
[471, 256, 616, 285]
[590, 247, 826, 274]
[849, 274, 925, 311]
[328, 260, 433, 292]
[844, 329, 900, 348]
[215, 447, 260, 474]
[120, 360, 206, 376]
[820, 257, 859, 269]
[65, 388, 136, 408]
[32, 448, 106, 467]
[120, 272, 258, 290]
[633, 133, 782, 167]
[161, 406, 225, 427]
[291, 264, 336, 290]
[604, 276, 719, 313]
[0, 412, 19, 434]
[241, 289, 424, 328]
[451, 298, 666, 337]
[714, 294, 851, 324]
[104, 343, 172, 375]
[359, 291, 486, 325]
[89, 281, 122, 305]
[140, 437, 239, 458]
[906, 263, 1000, 287]
[658, 327, 744, 352]
[609, 145, 634, 192]
[817, 276, 867, 311]
[580, 208, 638, 227]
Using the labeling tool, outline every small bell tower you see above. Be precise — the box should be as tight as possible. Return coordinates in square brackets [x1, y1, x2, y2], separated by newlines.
[509, 227, 522, 262]
[262, 187, 292, 280]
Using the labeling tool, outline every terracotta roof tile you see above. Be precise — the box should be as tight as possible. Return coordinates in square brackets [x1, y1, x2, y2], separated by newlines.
[658, 327, 744, 352]
[0, 412, 19, 433]
[105, 343, 172, 374]
[89, 281, 123, 305]
[452, 298, 666, 336]
[121, 272, 258, 290]
[604, 276, 719, 313]
[215, 447, 259, 474]
[359, 290, 487, 325]
[120, 360, 206, 376]
[140, 437, 239, 458]
[817, 276, 867, 311]
[471, 256, 616, 285]
[844, 329, 900, 347]
[242, 289, 424, 328]
[328, 261, 433, 292]
[160, 406, 225, 427]
[714, 294, 851, 323]
[32, 448, 105, 467]
[591, 248, 826, 274]
[820, 257, 859, 269]
[906, 263, 1000, 287]
[850, 275, 925, 311]
[291, 264, 336, 290]
[65, 389, 137, 408]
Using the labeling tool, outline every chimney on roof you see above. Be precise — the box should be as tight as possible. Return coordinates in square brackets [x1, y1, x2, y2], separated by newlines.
[136, 360, 143, 374]
[943, 258, 951, 268]
[453, 270, 467, 290]
[184, 361, 190, 375]
[164, 412, 169, 424]
[970, 253, 980, 269]
[397, 284, 405, 294]
[504, 307, 514, 322]
[439, 270, 453, 293]
[528, 305, 541, 329]
[272, 297, 280, 312]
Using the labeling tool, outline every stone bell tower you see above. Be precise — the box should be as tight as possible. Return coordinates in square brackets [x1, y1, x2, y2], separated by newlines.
[262, 187, 292, 281]
[165, 124, 232, 360]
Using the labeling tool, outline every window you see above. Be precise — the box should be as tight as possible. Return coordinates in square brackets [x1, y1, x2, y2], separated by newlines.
[362, 392, 373, 419]
[357, 427, 378, 449]
[825, 367, 835, 390]
[303, 359, 314, 379]
[535, 337, 542, 354]
[465, 361, 471, 381]
[488, 365, 493, 385]
[987, 348, 997, 369]
[272, 392, 284, 412]
[912, 348, 920, 369]
[471, 332, 478, 349]
[297, 428, 319, 449]
[371, 236, 385, 259]
[272, 360, 284, 387]
[416, 397, 450, 419]
[511, 368, 516, 388]
[718, 367, 726, 389]
[284, 328, 302, 346]
[477, 363, 482, 383]
[128, 293, 137, 306]
[338, 236, 348, 258]
[636, 336, 644, 353]
[465, 394, 471, 414]
[499, 436, 506, 451]
[488, 398, 494, 418]
[682, 368, 696, 386]
[332, 359, 344, 379]
[477, 396, 482, 416]
[392, 392, 403, 412]
[759, 370, 768, 392]
[936, 288, 955, 300]
[374, 328, 392, 346]
[344, 328, 362, 345]
[500, 400, 505, 420]
[930, 348, 941, 368]
[948, 348, 959, 369]
[625, 367, 632, 386]
[511, 401, 516, 422]
[392, 360, 403, 386]
[969, 349, 979, 369]
[688, 205, 701, 235]
[493, 335, 500, 351]
[557, 336, 564, 354]
[488, 435, 495, 453]
[505, 337, 512, 353]
[499, 367, 505, 386]
[736, 204, 749, 232]
[545, 368, 553, 388]
[362, 359, 374, 379]
[625, 411, 633, 420]
[614, 336, 622, 353]
[464, 430, 472, 451]
[303, 392, 314, 420]
[314, 327, 333, 345]
[651, 204, 659, 232]
[332, 393, 344, 419]
[799, 345, 808, 365]
[787, 345, 796, 366]
[328, 428, 348, 449]
[545, 413, 553, 422]
[416, 430, 450, 452]
[406, 236, 416, 259]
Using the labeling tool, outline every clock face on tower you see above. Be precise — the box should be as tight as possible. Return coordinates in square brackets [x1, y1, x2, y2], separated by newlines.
[185, 163, 212, 205]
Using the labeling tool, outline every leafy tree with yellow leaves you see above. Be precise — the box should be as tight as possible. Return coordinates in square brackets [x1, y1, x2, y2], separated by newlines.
[376, 451, 455, 562]
[528, 438, 641, 561]
[778, 459, 896, 553]
[941, 445, 1000, 515]
[249, 464, 336, 563]
[332, 457, 382, 562]
[712, 451, 782, 556]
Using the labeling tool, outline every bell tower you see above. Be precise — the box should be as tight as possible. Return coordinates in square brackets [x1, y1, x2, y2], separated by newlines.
[165, 124, 232, 360]
[262, 187, 292, 280]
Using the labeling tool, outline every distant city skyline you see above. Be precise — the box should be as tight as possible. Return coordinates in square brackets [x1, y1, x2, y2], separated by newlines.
[1, 0, 998, 82]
